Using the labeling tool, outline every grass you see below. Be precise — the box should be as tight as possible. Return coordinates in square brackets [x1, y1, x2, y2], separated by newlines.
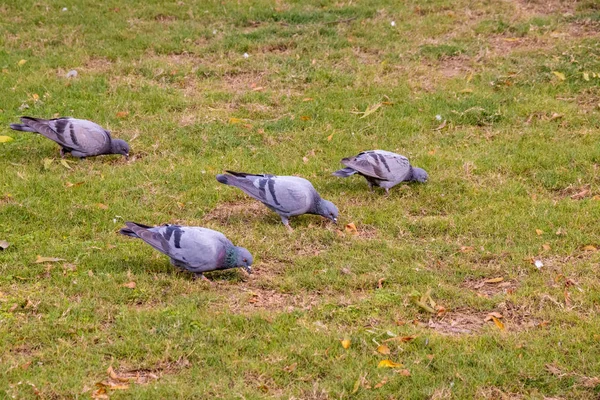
[1, 0, 600, 398]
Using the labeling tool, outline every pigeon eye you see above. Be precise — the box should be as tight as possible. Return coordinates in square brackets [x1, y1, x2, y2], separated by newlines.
[243, 258, 247, 262]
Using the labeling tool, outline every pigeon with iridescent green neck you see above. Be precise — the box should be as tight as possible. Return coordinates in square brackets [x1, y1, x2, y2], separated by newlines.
[119, 222, 252, 279]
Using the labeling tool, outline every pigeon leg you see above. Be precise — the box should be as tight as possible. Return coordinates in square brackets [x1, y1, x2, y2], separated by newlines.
[280, 216, 294, 232]
[368, 182, 374, 192]
[385, 188, 390, 196]
[193, 273, 212, 283]
[60, 148, 67, 158]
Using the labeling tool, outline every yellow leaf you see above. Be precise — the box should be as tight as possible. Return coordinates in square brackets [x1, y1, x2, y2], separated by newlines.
[60, 159, 72, 170]
[327, 133, 334, 141]
[384, 335, 417, 343]
[378, 359, 403, 368]
[0, 136, 14, 143]
[351, 377, 360, 394]
[341, 339, 351, 349]
[229, 117, 242, 124]
[96, 203, 109, 210]
[582, 245, 597, 252]
[32, 93, 39, 101]
[484, 277, 504, 284]
[459, 88, 473, 93]
[552, 71, 565, 81]
[35, 255, 65, 263]
[535, 229, 544, 236]
[43, 158, 53, 170]
[376, 345, 390, 355]
[359, 103, 382, 119]
[122, 281, 136, 289]
[18, 59, 27, 66]
[345, 223, 358, 235]
[491, 316, 505, 331]
[300, 115, 311, 121]
[583, 72, 590, 81]
[116, 111, 129, 118]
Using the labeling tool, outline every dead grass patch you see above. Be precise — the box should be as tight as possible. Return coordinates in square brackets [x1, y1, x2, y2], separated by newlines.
[553, 183, 594, 200]
[463, 277, 519, 298]
[203, 200, 271, 224]
[511, 0, 579, 16]
[476, 386, 525, 400]
[225, 286, 321, 314]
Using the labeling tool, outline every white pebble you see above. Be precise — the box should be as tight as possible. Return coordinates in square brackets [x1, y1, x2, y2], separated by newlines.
[435, 114, 442, 120]
[243, 53, 249, 59]
[212, 29, 217, 35]
[390, 21, 396, 27]
[534, 259, 544, 269]
[62, 7, 67, 11]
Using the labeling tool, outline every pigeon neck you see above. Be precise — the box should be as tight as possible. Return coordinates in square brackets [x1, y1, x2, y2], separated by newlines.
[405, 166, 414, 181]
[311, 193, 324, 215]
[224, 245, 238, 269]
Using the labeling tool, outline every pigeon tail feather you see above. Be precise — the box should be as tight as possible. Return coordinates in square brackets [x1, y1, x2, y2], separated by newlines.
[332, 167, 356, 177]
[9, 123, 37, 132]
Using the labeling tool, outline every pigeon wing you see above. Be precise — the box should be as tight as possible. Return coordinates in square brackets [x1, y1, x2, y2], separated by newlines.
[342, 151, 411, 181]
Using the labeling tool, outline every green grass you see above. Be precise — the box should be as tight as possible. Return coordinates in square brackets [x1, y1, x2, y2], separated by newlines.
[2, 0, 600, 398]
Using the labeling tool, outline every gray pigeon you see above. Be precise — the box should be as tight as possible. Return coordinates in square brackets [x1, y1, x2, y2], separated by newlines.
[119, 222, 253, 279]
[333, 150, 428, 193]
[10, 116, 130, 159]
[216, 171, 339, 230]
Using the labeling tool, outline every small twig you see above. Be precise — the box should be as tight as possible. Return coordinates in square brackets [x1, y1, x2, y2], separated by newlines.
[324, 16, 358, 25]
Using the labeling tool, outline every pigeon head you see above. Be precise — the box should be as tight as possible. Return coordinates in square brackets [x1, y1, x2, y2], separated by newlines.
[235, 247, 254, 274]
[411, 167, 428, 183]
[111, 139, 131, 159]
[318, 199, 339, 223]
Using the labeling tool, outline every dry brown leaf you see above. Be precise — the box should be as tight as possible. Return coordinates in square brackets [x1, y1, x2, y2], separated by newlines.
[359, 103, 382, 119]
[35, 255, 65, 263]
[542, 243, 551, 251]
[385, 335, 417, 343]
[433, 120, 447, 131]
[65, 181, 84, 188]
[97, 203, 109, 210]
[377, 344, 391, 355]
[302, 98, 313, 102]
[484, 312, 503, 321]
[0, 240, 9, 250]
[459, 246, 474, 253]
[374, 377, 388, 389]
[484, 277, 503, 284]
[283, 362, 297, 373]
[302, 156, 309, 164]
[122, 281, 136, 289]
[535, 229, 544, 236]
[345, 223, 358, 235]
[327, 133, 334, 141]
[571, 189, 590, 200]
[396, 369, 411, 376]
[377, 278, 385, 289]
[582, 245, 597, 252]
[116, 111, 129, 118]
[341, 339, 351, 349]
[107, 366, 130, 383]
[378, 359, 403, 368]
[300, 115, 311, 121]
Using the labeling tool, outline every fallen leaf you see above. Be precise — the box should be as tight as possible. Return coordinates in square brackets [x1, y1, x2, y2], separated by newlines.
[327, 133, 334, 141]
[43, 158, 53, 170]
[18, 59, 27, 66]
[546, 363, 564, 377]
[35, 255, 65, 263]
[32, 93, 39, 102]
[552, 71, 565, 81]
[459, 88, 473, 93]
[583, 72, 590, 81]
[302, 97, 313, 102]
[302, 156, 309, 163]
[345, 223, 358, 235]
[251, 86, 264, 91]
[351, 377, 360, 394]
[484, 277, 504, 284]
[283, 362, 297, 373]
[107, 366, 130, 383]
[433, 120, 447, 131]
[396, 369, 411, 376]
[460, 246, 474, 253]
[0, 136, 14, 143]
[491, 316, 505, 331]
[582, 245, 597, 252]
[122, 281, 136, 289]
[374, 377, 388, 389]
[484, 312, 503, 321]
[116, 111, 129, 119]
[60, 159, 72, 170]
[548, 112, 563, 121]
[229, 117, 242, 124]
[66, 181, 84, 188]
[571, 189, 590, 200]
[377, 278, 385, 289]
[556, 228, 566, 236]
[542, 243, 551, 251]
[536, 229, 544, 235]
[376, 345, 391, 355]
[97, 203, 109, 210]
[341, 339, 351, 349]
[0, 240, 9, 250]
[359, 103, 382, 119]
[300, 115, 311, 121]
[378, 359, 403, 368]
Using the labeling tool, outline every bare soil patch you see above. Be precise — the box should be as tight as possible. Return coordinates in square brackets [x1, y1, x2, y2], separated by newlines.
[203, 200, 271, 224]
[463, 277, 519, 298]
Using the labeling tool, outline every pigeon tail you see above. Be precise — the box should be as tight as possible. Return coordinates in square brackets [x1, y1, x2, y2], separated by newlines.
[216, 174, 230, 185]
[9, 123, 37, 132]
[332, 167, 356, 177]
[119, 221, 154, 238]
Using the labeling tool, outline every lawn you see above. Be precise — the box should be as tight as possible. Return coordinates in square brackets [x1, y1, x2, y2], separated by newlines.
[1, 0, 600, 398]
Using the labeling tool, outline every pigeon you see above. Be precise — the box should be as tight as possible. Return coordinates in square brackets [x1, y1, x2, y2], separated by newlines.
[10, 116, 130, 159]
[333, 150, 428, 193]
[119, 222, 253, 279]
[216, 171, 339, 230]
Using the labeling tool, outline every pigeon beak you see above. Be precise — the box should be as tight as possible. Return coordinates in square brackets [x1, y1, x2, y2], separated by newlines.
[333, 217, 338, 224]
[125, 154, 130, 160]
[244, 266, 253, 274]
